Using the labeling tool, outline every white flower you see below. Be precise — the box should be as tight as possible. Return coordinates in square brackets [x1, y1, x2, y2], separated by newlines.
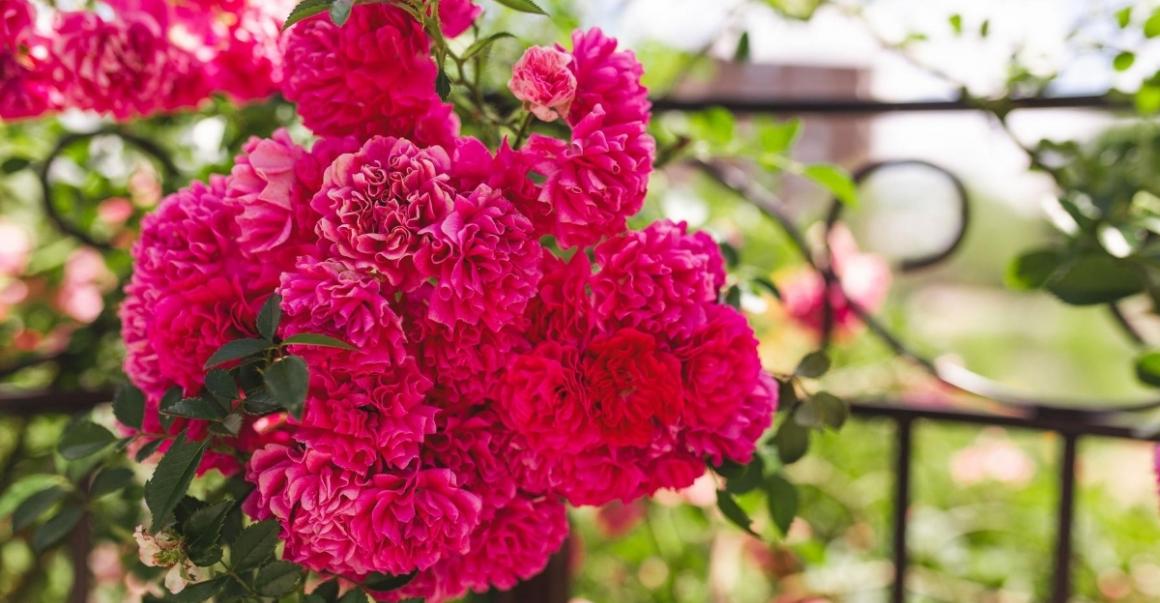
[133, 525, 182, 568]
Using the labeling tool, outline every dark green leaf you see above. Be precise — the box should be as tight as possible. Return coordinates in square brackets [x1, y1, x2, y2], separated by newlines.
[795, 351, 830, 378]
[364, 571, 417, 592]
[793, 398, 825, 428]
[813, 391, 848, 429]
[220, 413, 243, 436]
[13, 486, 66, 531]
[204, 369, 238, 405]
[1114, 51, 1136, 72]
[281, 333, 356, 350]
[719, 241, 740, 269]
[725, 285, 742, 309]
[59, 421, 117, 460]
[32, 504, 82, 552]
[462, 32, 515, 61]
[256, 561, 303, 597]
[436, 69, 452, 100]
[135, 438, 165, 462]
[1136, 351, 1160, 387]
[90, 467, 134, 498]
[171, 576, 228, 602]
[1006, 249, 1064, 291]
[329, 0, 353, 25]
[765, 473, 798, 536]
[1, 157, 31, 173]
[159, 387, 182, 431]
[183, 501, 232, 566]
[114, 383, 145, 429]
[284, 0, 331, 29]
[231, 520, 280, 571]
[733, 31, 750, 62]
[264, 356, 310, 418]
[493, 0, 547, 15]
[145, 437, 208, 532]
[338, 590, 368, 603]
[715, 490, 757, 536]
[204, 338, 270, 370]
[1116, 6, 1132, 28]
[1046, 254, 1145, 305]
[979, 19, 990, 37]
[306, 580, 340, 603]
[752, 277, 781, 300]
[777, 378, 798, 412]
[773, 419, 810, 464]
[803, 164, 858, 206]
[725, 456, 765, 495]
[162, 397, 228, 421]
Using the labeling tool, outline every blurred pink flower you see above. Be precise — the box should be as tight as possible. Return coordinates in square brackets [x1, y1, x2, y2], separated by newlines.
[0, 220, 32, 276]
[596, 500, 646, 537]
[98, 197, 135, 227]
[949, 428, 1035, 486]
[56, 247, 115, 323]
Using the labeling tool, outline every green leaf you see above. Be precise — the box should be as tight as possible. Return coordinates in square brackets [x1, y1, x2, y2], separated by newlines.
[1116, 6, 1132, 28]
[231, 520, 280, 571]
[113, 383, 145, 429]
[162, 396, 228, 421]
[264, 356, 310, 418]
[752, 277, 782, 300]
[756, 118, 801, 156]
[812, 391, 849, 429]
[145, 437, 208, 532]
[281, 333, 356, 350]
[171, 576, 228, 602]
[183, 501, 232, 566]
[59, 421, 117, 460]
[1114, 51, 1136, 72]
[436, 69, 452, 101]
[257, 561, 304, 597]
[1046, 253, 1145, 305]
[733, 31, 750, 62]
[793, 398, 825, 428]
[329, 0, 353, 25]
[715, 490, 757, 536]
[32, 504, 82, 552]
[204, 338, 270, 370]
[1146, 9, 1160, 38]
[462, 32, 515, 61]
[1136, 351, 1160, 387]
[284, 0, 331, 29]
[979, 19, 990, 37]
[492, 0, 547, 15]
[773, 419, 810, 464]
[13, 486, 66, 531]
[948, 13, 962, 34]
[1006, 249, 1064, 291]
[765, 473, 798, 536]
[89, 467, 134, 498]
[135, 438, 165, 462]
[803, 164, 858, 206]
[795, 351, 831, 378]
[719, 241, 740, 269]
[204, 369, 238, 405]
[364, 571, 418, 592]
[724, 456, 765, 495]
[725, 285, 742, 309]
[159, 387, 182, 431]
[1, 157, 31, 173]
[338, 590, 369, 603]
[306, 580, 340, 603]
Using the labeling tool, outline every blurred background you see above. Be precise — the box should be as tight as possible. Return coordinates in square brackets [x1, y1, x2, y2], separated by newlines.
[4, 0, 1160, 602]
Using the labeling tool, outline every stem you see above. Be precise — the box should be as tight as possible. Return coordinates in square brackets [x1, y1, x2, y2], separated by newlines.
[512, 112, 535, 148]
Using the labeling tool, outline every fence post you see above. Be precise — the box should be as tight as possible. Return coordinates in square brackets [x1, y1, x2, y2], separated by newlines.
[891, 417, 914, 603]
[1050, 433, 1079, 603]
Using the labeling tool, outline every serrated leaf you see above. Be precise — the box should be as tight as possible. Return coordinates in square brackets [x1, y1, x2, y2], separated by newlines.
[725, 456, 765, 495]
[264, 356, 310, 419]
[171, 576, 228, 602]
[803, 163, 858, 206]
[204, 338, 270, 370]
[364, 571, 417, 592]
[338, 590, 369, 603]
[145, 437, 208, 532]
[256, 294, 283, 341]
[159, 387, 181, 431]
[90, 467, 134, 498]
[281, 333, 356, 350]
[204, 369, 238, 405]
[183, 501, 232, 566]
[114, 383, 145, 429]
[13, 486, 66, 531]
[436, 69, 452, 100]
[329, 0, 353, 25]
[32, 504, 82, 552]
[231, 520, 280, 571]
[493, 0, 547, 15]
[773, 419, 809, 464]
[135, 438, 165, 462]
[284, 0, 331, 29]
[256, 561, 304, 597]
[59, 421, 117, 460]
[795, 351, 830, 378]
[765, 473, 798, 536]
[462, 32, 515, 61]
[162, 397, 227, 421]
[308, 580, 340, 602]
[716, 490, 757, 536]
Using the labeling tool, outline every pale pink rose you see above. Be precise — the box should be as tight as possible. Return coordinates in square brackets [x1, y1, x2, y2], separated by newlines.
[56, 247, 115, 323]
[509, 46, 577, 122]
[0, 220, 32, 276]
[98, 197, 135, 226]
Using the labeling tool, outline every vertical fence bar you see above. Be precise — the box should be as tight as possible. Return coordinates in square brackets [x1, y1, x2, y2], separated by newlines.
[891, 417, 914, 603]
[1050, 433, 1079, 603]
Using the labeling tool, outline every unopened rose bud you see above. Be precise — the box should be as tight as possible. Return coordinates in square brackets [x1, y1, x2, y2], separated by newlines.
[133, 525, 183, 568]
[508, 46, 577, 123]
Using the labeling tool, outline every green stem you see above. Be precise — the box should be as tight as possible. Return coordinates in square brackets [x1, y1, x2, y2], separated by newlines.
[512, 112, 535, 148]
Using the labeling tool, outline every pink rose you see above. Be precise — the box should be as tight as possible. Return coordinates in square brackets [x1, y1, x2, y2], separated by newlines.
[508, 46, 577, 122]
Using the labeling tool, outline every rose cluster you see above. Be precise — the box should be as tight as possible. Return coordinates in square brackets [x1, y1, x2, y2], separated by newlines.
[120, 4, 774, 601]
[0, 0, 291, 121]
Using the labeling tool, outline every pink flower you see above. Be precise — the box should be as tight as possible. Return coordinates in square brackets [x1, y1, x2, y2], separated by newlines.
[438, 0, 482, 38]
[566, 27, 651, 127]
[452, 138, 553, 237]
[583, 328, 683, 447]
[685, 373, 778, 466]
[527, 108, 655, 248]
[51, 11, 209, 119]
[281, 4, 457, 146]
[56, 247, 115, 323]
[499, 341, 593, 454]
[509, 46, 577, 122]
[0, 220, 32, 276]
[204, 2, 288, 102]
[0, 2, 55, 121]
[676, 305, 761, 430]
[423, 186, 542, 331]
[526, 253, 595, 346]
[1, 0, 34, 44]
[97, 197, 135, 227]
[780, 225, 892, 335]
[312, 136, 457, 290]
[596, 500, 645, 537]
[591, 220, 725, 342]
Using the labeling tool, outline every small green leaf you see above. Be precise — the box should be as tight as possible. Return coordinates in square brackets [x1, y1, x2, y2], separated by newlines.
[306, 580, 340, 603]
[493, 0, 547, 15]
[765, 473, 798, 536]
[171, 576, 228, 602]
[113, 383, 145, 429]
[979, 19, 990, 37]
[204, 338, 270, 370]
[1136, 351, 1160, 387]
[257, 561, 304, 596]
[281, 333, 356, 350]
[13, 486, 66, 531]
[813, 391, 849, 429]
[59, 421, 117, 460]
[733, 31, 751, 62]
[948, 13, 962, 34]
[1114, 51, 1136, 72]
[1116, 6, 1132, 28]
[1046, 253, 1145, 305]
[795, 351, 830, 378]
[364, 571, 418, 592]
[135, 438, 165, 462]
[145, 437, 208, 532]
[725, 456, 765, 495]
[284, 0, 331, 29]
[715, 490, 757, 536]
[159, 387, 182, 431]
[183, 501, 232, 566]
[752, 277, 781, 300]
[220, 413, 243, 436]
[462, 32, 515, 61]
[162, 397, 228, 421]
[719, 241, 740, 269]
[32, 505, 83, 552]
[204, 369, 238, 405]
[338, 590, 369, 603]
[803, 164, 858, 206]
[793, 399, 825, 428]
[724, 285, 742, 309]
[90, 467, 134, 498]
[329, 0, 353, 25]
[773, 419, 810, 464]
[1006, 249, 1065, 291]
[231, 520, 280, 571]
[1, 157, 31, 173]
[264, 356, 310, 418]
[1146, 9, 1160, 38]
[436, 69, 452, 100]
